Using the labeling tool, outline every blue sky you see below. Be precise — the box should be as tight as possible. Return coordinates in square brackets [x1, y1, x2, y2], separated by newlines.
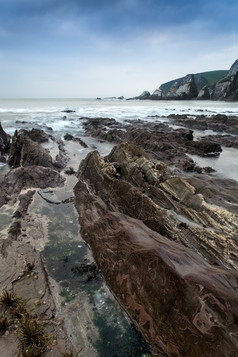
[0, 0, 237, 98]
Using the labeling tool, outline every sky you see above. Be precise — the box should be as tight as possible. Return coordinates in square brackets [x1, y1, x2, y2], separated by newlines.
[0, 0, 238, 98]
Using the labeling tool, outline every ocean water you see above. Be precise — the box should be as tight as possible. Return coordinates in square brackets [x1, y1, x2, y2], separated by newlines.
[1, 98, 238, 134]
[0, 98, 238, 180]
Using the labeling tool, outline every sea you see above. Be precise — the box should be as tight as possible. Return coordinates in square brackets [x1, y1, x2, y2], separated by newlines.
[1, 98, 238, 181]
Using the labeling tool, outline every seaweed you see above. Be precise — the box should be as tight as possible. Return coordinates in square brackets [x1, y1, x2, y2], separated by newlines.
[16, 316, 50, 357]
[0, 289, 24, 310]
[0, 312, 11, 334]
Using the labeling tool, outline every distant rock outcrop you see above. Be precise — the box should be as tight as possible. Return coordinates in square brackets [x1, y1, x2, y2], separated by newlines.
[131, 60, 238, 101]
[128, 90, 151, 100]
[212, 60, 238, 101]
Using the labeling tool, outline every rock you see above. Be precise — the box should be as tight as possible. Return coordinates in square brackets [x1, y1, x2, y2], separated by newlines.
[27, 128, 50, 143]
[38, 189, 62, 205]
[158, 72, 213, 99]
[0, 122, 11, 154]
[169, 113, 238, 136]
[62, 109, 76, 113]
[63, 133, 88, 148]
[197, 85, 211, 100]
[187, 140, 222, 156]
[117, 96, 124, 100]
[152, 88, 162, 97]
[227, 59, 238, 76]
[212, 60, 238, 101]
[0, 166, 64, 208]
[128, 91, 151, 100]
[65, 167, 76, 175]
[199, 134, 238, 149]
[166, 74, 198, 99]
[8, 130, 58, 169]
[74, 143, 238, 356]
[83, 116, 223, 172]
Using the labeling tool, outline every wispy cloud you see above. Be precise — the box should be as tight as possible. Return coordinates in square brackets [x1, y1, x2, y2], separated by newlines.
[0, 0, 238, 97]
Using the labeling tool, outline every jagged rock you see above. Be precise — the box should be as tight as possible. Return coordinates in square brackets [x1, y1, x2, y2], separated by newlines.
[212, 60, 238, 101]
[74, 142, 238, 356]
[128, 91, 151, 100]
[8, 130, 57, 169]
[227, 59, 238, 76]
[152, 88, 162, 97]
[0, 122, 11, 154]
[64, 133, 88, 148]
[166, 74, 198, 99]
[197, 85, 211, 100]
[82, 116, 224, 171]
[27, 128, 50, 143]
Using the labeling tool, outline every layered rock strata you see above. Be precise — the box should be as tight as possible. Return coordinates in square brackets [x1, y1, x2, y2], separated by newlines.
[74, 142, 238, 356]
[82, 117, 222, 171]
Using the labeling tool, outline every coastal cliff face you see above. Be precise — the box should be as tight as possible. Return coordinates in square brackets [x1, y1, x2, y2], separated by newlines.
[135, 59, 238, 101]
[74, 142, 238, 356]
[212, 61, 238, 101]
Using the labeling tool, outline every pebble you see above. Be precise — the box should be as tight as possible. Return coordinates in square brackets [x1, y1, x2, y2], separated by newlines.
[34, 300, 41, 306]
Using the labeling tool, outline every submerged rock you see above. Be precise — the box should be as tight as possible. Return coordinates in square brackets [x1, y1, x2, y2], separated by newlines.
[64, 133, 88, 148]
[74, 142, 238, 356]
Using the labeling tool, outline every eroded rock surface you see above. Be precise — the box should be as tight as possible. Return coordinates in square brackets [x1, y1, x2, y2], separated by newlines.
[8, 129, 65, 169]
[168, 113, 238, 136]
[0, 122, 11, 156]
[74, 142, 238, 356]
[0, 166, 64, 208]
[83, 117, 222, 171]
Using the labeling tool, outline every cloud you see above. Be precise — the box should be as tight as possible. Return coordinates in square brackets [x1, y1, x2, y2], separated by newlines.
[0, 0, 238, 97]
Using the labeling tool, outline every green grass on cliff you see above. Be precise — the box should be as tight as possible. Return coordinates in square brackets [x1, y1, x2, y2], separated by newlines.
[199, 70, 228, 87]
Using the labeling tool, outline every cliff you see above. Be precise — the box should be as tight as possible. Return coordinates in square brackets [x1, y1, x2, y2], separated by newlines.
[132, 59, 238, 101]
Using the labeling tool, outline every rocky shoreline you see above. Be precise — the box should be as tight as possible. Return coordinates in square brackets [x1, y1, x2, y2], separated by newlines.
[0, 111, 238, 356]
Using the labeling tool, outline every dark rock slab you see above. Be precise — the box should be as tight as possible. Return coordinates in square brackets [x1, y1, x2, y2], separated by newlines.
[8, 130, 60, 170]
[64, 133, 88, 148]
[0, 166, 64, 208]
[74, 143, 238, 356]
[0, 122, 11, 154]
